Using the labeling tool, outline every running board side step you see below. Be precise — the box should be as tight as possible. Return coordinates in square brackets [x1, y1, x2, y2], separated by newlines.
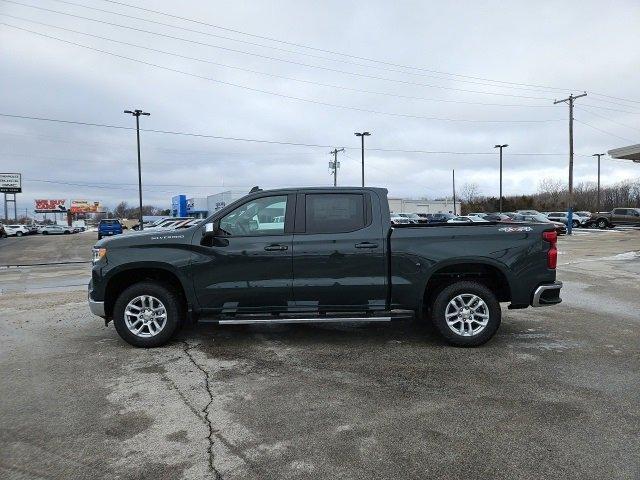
[218, 316, 392, 325]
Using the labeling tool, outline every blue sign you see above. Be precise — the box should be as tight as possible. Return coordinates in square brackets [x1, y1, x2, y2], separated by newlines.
[171, 195, 187, 217]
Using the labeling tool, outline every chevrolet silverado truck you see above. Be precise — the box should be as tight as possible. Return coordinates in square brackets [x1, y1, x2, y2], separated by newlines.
[88, 187, 562, 348]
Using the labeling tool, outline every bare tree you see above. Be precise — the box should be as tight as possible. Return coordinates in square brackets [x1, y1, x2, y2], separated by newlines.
[460, 182, 480, 204]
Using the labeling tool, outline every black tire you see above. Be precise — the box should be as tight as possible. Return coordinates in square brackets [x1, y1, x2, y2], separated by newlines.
[112, 281, 182, 348]
[572, 220, 580, 228]
[597, 218, 608, 229]
[16, 231, 23, 237]
[430, 280, 501, 347]
[42, 231, 49, 235]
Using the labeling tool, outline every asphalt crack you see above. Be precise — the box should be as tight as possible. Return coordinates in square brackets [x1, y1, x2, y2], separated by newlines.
[181, 341, 223, 480]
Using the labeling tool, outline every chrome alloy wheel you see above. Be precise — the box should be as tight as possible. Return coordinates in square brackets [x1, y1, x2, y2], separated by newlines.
[445, 294, 490, 337]
[124, 295, 167, 338]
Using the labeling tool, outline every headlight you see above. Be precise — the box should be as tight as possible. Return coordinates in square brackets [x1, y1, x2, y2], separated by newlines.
[92, 247, 106, 264]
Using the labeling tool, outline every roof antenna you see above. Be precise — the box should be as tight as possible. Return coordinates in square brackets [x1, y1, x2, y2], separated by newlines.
[249, 186, 262, 193]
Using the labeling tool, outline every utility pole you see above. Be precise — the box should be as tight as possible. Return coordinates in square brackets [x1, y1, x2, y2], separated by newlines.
[554, 92, 587, 234]
[593, 153, 605, 213]
[329, 148, 344, 187]
[452, 169, 456, 214]
[124, 109, 150, 230]
[494, 144, 508, 212]
[354, 131, 371, 187]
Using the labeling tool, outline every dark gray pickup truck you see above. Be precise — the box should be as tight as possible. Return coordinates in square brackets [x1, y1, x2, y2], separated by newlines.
[88, 187, 562, 348]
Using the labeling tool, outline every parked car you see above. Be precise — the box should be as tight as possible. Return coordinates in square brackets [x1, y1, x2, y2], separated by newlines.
[40, 225, 73, 235]
[396, 213, 427, 224]
[576, 211, 591, 219]
[428, 213, 456, 223]
[482, 213, 512, 222]
[98, 219, 123, 240]
[467, 212, 487, 218]
[4, 224, 31, 237]
[516, 210, 541, 216]
[0, 224, 6, 238]
[390, 214, 411, 225]
[585, 207, 640, 229]
[447, 216, 489, 223]
[521, 214, 567, 235]
[88, 186, 562, 348]
[546, 211, 589, 228]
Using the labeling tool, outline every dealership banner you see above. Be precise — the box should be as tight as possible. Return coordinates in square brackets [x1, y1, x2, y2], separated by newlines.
[70, 200, 104, 213]
[0, 173, 21, 193]
[35, 199, 67, 213]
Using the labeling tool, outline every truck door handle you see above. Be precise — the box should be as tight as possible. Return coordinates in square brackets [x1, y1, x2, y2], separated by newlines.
[264, 244, 288, 251]
[355, 242, 378, 249]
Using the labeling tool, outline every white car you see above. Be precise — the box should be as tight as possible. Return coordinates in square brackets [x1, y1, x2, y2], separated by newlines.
[447, 216, 489, 223]
[390, 215, 411, 225]
[4, 224, 31, 237]
[39, 225, 73, 235]
[546, 211, 589, 228]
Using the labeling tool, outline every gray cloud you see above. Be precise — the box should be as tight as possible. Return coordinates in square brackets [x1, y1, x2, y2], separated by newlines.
[0, 0, 638, 213]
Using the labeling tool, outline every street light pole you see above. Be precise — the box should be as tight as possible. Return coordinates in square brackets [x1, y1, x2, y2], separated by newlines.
[354, 132, 371, 187]
[124, 109, 150, 230]
[593, 153, 605, 213]
[494, 144, 508, 212]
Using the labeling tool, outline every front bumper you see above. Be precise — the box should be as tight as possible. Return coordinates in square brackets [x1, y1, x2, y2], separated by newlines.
[88, 294, 105, 317]
[531, 281, 563, 307]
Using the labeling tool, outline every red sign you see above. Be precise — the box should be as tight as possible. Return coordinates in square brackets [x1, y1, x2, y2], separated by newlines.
[35, 199, 67, 213]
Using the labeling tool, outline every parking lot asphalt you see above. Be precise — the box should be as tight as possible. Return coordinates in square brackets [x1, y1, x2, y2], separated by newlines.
[0, 230, 639, 479]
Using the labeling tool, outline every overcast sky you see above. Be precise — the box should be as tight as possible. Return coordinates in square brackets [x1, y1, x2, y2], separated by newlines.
[1, 0, 639, 213]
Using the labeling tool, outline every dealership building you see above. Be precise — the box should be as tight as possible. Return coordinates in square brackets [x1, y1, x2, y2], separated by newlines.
[171, 191, 247, 218]
[171, 191, 460, 218]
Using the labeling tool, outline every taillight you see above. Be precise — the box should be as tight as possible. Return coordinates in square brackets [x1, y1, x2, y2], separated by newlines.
[543, 230, 557, 269]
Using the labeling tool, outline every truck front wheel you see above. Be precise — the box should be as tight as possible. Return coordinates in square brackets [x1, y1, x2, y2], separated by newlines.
[431, 281, 501, 347]
[112, 282, 182, 347]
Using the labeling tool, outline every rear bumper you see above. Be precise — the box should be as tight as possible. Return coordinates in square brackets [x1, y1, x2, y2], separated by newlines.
[531, 281, 562, 307]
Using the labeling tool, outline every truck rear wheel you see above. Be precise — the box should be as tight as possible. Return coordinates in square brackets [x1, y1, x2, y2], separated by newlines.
[431, 281, 501, 347]
[112, 282, 181, 347]
[597, 218, 609, 229]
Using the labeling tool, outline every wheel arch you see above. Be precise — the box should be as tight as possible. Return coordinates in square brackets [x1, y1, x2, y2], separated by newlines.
[420, 259, 512, 315]
[103, 265, 189, 318]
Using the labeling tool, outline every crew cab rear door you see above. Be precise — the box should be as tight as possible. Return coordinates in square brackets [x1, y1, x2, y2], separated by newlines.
[291, 191, 387, 311]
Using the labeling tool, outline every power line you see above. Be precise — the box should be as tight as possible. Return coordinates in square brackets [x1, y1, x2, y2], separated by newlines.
[0, 3, 562, 101]
[576, 106, 640, 134]
[12, 0, 566, 95]
[88, 0, 608, 96]
[0, 113, 590, 156]
[75, 0, 640, 104]
[0, 111, 595, 157]
[574, 119, 636, 143]
[0, 14, 562, 110]
[0, 22, 564, 123]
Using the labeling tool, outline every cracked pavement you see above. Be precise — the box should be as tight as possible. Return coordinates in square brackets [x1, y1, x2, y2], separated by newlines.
[0, 230, 639, 479]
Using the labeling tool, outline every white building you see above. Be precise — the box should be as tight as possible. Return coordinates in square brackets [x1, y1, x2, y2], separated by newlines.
[388, 198, 460, 215]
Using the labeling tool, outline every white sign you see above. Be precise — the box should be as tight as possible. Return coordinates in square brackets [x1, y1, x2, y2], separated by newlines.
[0, 173, 21, 193]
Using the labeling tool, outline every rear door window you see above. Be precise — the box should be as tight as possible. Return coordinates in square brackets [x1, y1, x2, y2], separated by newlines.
[304, 194, 365, 234]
